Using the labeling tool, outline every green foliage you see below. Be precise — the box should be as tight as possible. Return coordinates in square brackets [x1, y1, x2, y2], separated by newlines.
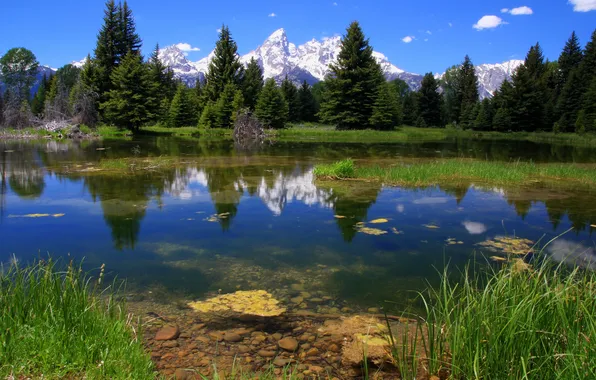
[280, 76, 300, 122]
[168, 84, 196, 127]
[117, 1, 142, 57]
[474, 98, 493, 130]
[148, 44, 176, 121]
[369, 81, 401, 130]
[0, 91, 4, 126]
[418, 73, 442, 127]
[204, 25, 244, 102]
[0, 260, 155, 378]
[0, 47, 39, 101]
[414, 115, 427, 128]
[31, 74, 49, 116]
[101, 52, 155, 130]
[492, 106, 512, 131]
[242, 57, 263, 111]
[255, 78, 288, 129]
[319, 21, 384, 130]
[230, 89, 244, 125]
[198, 102, 217, 128]
[313, 158, 355, 179]
[211, 83, 242, 128]
[402, 91, 419, 125]
[297, 80, 317, 122]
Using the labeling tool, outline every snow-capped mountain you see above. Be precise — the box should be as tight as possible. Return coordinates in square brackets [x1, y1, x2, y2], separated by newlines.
[474, 60, 524, 98]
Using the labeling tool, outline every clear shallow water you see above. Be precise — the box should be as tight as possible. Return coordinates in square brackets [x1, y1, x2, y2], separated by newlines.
[1, 137, 595, 311]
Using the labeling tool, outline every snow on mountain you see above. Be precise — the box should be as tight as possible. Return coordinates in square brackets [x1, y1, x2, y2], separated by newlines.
[475, 60, 524, 98]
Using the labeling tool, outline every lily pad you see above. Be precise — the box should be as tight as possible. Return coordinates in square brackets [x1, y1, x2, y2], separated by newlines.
[423, 224, 440, 229]
[52, 213, 65, 217]
[356, 227, 388, 236]
[369, 218, 389, 224]
[477, 236, 534, 256]
[334, 215, 347, 219]
[188, 290, 286, 317]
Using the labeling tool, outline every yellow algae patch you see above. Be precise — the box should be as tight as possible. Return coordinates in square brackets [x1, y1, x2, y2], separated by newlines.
[8, 213, 65, 218]
[423, 224, 440, 229]
[391, 227, 403, 235]
[490, 256, 507, 262]
[334, 215, 347, 219]
[477, 236, 534, 256]
[357, 227, 388, 236]
[369, 218, 389, 224]
[52, 213, 65, 217]
[188, 290, 286, 317]
[591, 224, 596, 228]
[511, 258, 531, 273]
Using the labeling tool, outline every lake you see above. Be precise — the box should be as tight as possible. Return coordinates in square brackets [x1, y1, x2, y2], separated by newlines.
[1, 136, 595, 313]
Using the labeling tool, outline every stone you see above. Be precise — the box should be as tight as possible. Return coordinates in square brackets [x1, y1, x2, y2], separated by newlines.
[258, 349, 277, 358]
[237, 345, 251, 354]
[291, 283, 305, 291]
[223, 333, 243, 342]
[309, 298, 324, 304]
[290, 296, 304, 304]
[162, 340, 179, 348]
[306, 348, 319, 356]
[272, 333, 283, 341]
[429, 377, 440, 380]
[155, 325, 180, 341]
[208, 331, 224, 342]
[367, 307, 380, 313]
[309, 365, 324, 373]
[196, 336, 210, 344]
[198, 358, 210, 367]
[327, 343, 340, 352]
[174, 369, 192, 379]
[273, 358, 294, 367]
[278, 337, 299, 352]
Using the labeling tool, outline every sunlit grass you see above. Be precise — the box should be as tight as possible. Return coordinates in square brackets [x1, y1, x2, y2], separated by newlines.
[0, 259, 155, 379]
[314, 158, 596, 186]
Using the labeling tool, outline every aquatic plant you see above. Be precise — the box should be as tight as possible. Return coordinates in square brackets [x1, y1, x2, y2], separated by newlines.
[313, 158, 355, 179]
[188, 290, 286, 317]
[0, 259, 155, 378]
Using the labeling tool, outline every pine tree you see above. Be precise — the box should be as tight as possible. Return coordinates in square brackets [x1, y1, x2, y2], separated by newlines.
[148, 44, 176, 121]
[417, 73, 442, 127]
[212, 83, 241, 128]
[402, 91, 419, 125]
[441, 65, 461, 124]
[93, 0, 120, 97]
[558, 32, 583, 90]
[242, 57, 263, 111]
[280, 76, 299, 122]
[0, 91, 4, 126]
[510, 43, 548, 131]
[319, 21, 384, 130]
[31, 74, 49, 116]
[204, 26, 244, 102]
[168, 84, 196, 127]
[555, 32, 584, 131]
[198, 102, 217, 128]
[369, 81, 401, 130]
[117, 1, 142, 57]
[0, 47, 39, 102]
[255, 78, 288, 129]
[230, 90, 245, 125]
[492, 107, 512, 131]
[101, 52, 155, 130]
[578, 30, 596, 131]
[582, 76, 596, 132]
[297, 81, 316, 122]
[474, 98, 493, 130]
[459, 55, 480, 120]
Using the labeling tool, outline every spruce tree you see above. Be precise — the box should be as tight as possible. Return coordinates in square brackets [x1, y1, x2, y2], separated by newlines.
[230, 90, 245, 125]
[255, 78, 288, 129]
[319, 21, 384, 130]
[101, 52, 154, 130]
[198, 102, 217, 128]
[148, 44, 176, 120]
[578, 30, 596, 130]
[297, 81, 317, 122]
[417, 73, 442, 127]
[555, 32, 584, 130]
[402, 91, 419, 125]
[459, 55, 480, 121]
[93, 0, 120, 97]
[558, 32, 583, 90]
[492, 107, 512, 131]
[582, 76, 596, 132]
[31, 74, 49, 116]
[117, 1, 142, 57]
[441, 65, 461, 124]
[168, 84, 196, 127]
[212, 83, 241, 128]
[204, 26, 244, 102]
[242, 57, 263, 111]
[474, 98, 493, 130]
[280, 76, 299, 122]
[369, 81, 401, 130]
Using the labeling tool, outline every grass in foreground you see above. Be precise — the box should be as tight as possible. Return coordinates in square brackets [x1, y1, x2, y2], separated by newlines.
[413, 258, 596, 379]
[0, 260, 155, 379]
[314, 158, 596, 187]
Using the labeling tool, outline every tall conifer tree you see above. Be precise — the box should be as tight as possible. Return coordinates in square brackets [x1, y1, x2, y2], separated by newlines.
[319, 21, 384, 130]
[417, 73, 442, 127]
[204, 26, 244, 102]
[369, 81, 401, 130]
[255, 78, 288, 129]
[297, 81, 317, 122]
[280, 76, 300, 122]
[242, 58, 263, 111]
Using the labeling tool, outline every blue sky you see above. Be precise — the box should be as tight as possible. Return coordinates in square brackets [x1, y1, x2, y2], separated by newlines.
[1, 0, 594, 74]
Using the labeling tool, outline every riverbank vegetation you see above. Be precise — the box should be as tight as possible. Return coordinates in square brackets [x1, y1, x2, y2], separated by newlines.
[314, 158, 596, 187]
[0, 259, 155, 378]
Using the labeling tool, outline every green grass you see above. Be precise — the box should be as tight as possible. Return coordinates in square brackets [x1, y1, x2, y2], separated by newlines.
[314, 158, 596, 187]
[0, 259, 156, 379]
[415, 257, 596, 379]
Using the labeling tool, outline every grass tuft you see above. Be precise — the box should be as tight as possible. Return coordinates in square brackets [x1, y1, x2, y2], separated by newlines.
[0, 259, 155, 379]
[313, 158, 355, 179]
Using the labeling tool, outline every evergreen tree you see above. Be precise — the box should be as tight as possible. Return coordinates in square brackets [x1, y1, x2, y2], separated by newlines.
[417, 73, 442, 127]
[0, 91, 4, 126]
[402, 91, 419, 125]
[101, 52, 155, 130]
[148, 44, 176, 120]
[204, 26, 244, 102]
[441, 65, 461, 124]
[31, 74, 49, 116]
[555, 32, 584, 130]
[492, 107, 512, 131]
[198, 102, 217, 128]
[70, 55, 99, 126]
[230, 89, 245, 125]
[168, 84, 196, 127]
[558, 32, 583, 90]
[582, 76, 596, 132]
[510, 43, 548, 131]
[242, 57, 263, 111]
[255, 78, 288, 129]
[280, 76, 299, 122]
[93, 0, 121, 97]
[459, 55, 479, 122]
[579, 30, 596, 130]
[319, 21, 384, 130]
[117, 1, 142, 57]
[369, 81, 401, 130]
[297, 81, 317, 122]
[212, 83, 241, 128]
[474, 98, 493, 130]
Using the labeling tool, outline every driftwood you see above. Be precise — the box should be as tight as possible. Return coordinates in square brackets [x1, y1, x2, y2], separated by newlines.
[233, 111, 270, 150]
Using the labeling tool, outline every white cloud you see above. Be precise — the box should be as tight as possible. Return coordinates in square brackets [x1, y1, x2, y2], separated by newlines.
[462, 221, 487, 235]
[473, 15, 506, 30]
[503, 6, 533, 15]
[216, 28, 222, 33]
[424, 38, 429, 42]
[426, 30, 432, 35]
[402, 35, 414, 43]
[174, 43, 200, 52]
[448, 22, 453, 27]
[268, 12, 277, 17]
[569, 0, 596, 12]
[333, 2, 338, 5]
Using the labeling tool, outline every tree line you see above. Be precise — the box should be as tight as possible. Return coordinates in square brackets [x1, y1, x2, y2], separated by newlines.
[1, 0, 595, 134]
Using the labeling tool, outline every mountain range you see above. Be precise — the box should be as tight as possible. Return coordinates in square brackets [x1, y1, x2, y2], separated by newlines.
[157, 28, 523, 99]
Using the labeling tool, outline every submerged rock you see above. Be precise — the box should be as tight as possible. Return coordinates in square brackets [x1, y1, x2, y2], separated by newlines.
[278, 337, 299, 352]
[155, 325, 180, 341]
